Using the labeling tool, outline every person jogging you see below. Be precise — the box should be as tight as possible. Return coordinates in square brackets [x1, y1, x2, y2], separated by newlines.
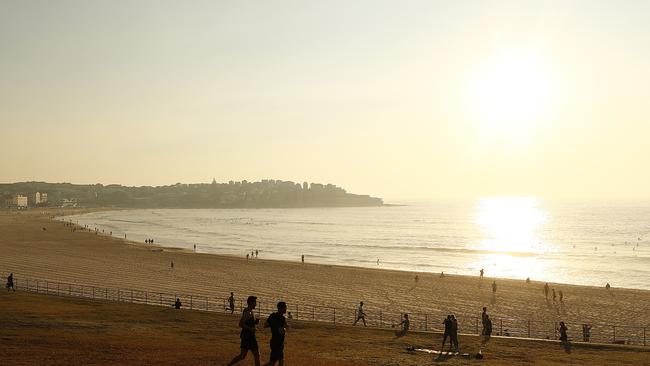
[227, 296, 261, 366]
[263, 301, 289, 366]
[353, 301, 367, 326]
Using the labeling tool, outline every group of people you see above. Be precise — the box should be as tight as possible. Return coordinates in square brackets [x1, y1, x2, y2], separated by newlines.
[144, 238, 155, 244]
[544, 283, 565, 303]
[246, 250, 260, 261]
[227, 296, 288, 366]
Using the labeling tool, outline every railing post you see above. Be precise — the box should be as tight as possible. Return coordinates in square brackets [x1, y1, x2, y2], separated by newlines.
[205, 297, 208, 311]
[425, 314, 428, 331]
[118, 289, 121, 302]
[68, 284, 71, 296]
[475, 317, 479, 334]
[500, 319, 503, 336]
[312, 306, 315, 321]
[160, 293, 162, 306]
[131, 290, 133, 303]
[46, 281, 49, 294]
[296, 304, 298, 320]
[145, 291, 148, 304]
[333, 308, 336, 324]
[528, 320, 531, 338]
[644, 327, 646, 346]
[190, 295, 193, 310]
[26, 278, 29, 291]
[613, 326, 616, 343]
[380, 311, 383, 327]
[92, 286, 95, 299]
[36, 280, 39, 293]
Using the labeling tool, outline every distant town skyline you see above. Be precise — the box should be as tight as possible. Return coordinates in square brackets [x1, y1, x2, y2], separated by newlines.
[2, 1, 650, 200]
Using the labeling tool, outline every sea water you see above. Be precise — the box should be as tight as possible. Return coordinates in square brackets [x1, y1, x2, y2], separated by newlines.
[62, 198, 650, 290]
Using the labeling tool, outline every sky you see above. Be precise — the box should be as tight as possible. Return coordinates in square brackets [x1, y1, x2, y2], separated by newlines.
[1, 0, 649, 201]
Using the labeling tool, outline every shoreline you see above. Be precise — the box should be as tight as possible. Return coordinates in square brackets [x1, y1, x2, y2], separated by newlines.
[58, 207, 647, 292]
[2, 208, 650, 332]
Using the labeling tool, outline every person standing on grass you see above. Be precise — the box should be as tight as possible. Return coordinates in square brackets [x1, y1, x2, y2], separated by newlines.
[228, 296, 261, 366]
[353, 301, 367, 326]
[559, 321, 568, 343]
[228, 292, 236, 314]
[263, 301, 288, 366]
[6, 273, 15, 291]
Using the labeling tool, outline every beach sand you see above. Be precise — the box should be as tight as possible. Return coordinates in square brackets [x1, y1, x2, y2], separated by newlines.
[1, 209, 649, 344]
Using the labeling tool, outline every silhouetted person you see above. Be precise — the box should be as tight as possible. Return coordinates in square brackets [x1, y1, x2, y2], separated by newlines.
[440, 272, 445, 278]
[263, 301, 288, 366]
[544, 283, 549, 299]
[582, 324, 592, 342]
[255, 249, 259, 258]
[228, 292, 236, 314]
[414, 275, 419, 284]
[605, 283, 611, 290]
[559, 321, 568, 343]
[301, 254, 304, 264]
[482, 315, 493, 345]
[450, 315, 459, 351]
[170, 261, 174, 269]
[392, 313, 410, 337]
[480, 268, 484, 278]
[174, 298, 182, 309]
[6, 273, 15, 291]
[227, 296, 261, 366]
[492, 281, 497, 293]
[559, 290, 564, 302]
[481, 307, 488, 330]
[552, 289, 557, 302]
[526, 277, 531, 284]
[247, 253, 250, 261]
[353, 301, 366, 326]
[377, 258, 379, 265]
[194, 244, 196, 252]
[441, 315, 452, 349]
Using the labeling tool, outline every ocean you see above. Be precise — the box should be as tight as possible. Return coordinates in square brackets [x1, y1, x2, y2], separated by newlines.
[62, 198, 650, 290]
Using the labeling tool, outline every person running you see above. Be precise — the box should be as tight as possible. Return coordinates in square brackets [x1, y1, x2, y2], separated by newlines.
[174, 298, 182, 309]
[353, 301, 367, 326]
[441, 315, 452, 349]
[6, 273, 15, 291]
[228, 292, 236, 314]
[559, 321, 568, 343]
[544, 283, 549, 299]
[263, 301, 288, 366]
[491, 281, 497, 294]
[227, 296, 261, 366]
[450, 315, 459, 352]
[392, 313, 410, 337]
[559, 290, 564, 303]
[480, 268, 484, 278]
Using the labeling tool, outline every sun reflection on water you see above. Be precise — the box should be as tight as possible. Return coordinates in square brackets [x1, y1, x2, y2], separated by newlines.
[474, 197, 549, 279]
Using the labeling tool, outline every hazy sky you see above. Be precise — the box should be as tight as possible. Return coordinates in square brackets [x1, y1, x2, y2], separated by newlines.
[1, 1, 649, 200]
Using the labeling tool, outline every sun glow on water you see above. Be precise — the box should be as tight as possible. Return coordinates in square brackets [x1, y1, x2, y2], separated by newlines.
[474, 197, 549, 279]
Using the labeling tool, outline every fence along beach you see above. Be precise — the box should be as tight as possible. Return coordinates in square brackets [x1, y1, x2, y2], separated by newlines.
[2, 209, 650, 347]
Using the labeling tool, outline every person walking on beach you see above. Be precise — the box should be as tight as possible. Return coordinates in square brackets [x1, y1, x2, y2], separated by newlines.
[480, 268, 484, 279]
[247, 253, 250, 261]
[606, 282, 611, 290]
[559, 290, 564, 303]
[263, 301, 288, 366]
[441, 315, 452, 349]
[6, 273, 15, 291]
[552, 289, 557, 303]
[481, 307, 488, 330]
[353, 301, 367, 326]
[558, 321, 568, 343]
[582, 324, 592, 342]
[301, 254, 304, 264]
[227, 296, 261, 366]
[544, 283, 549, 299]
[255, 249, 259, 258]
[228, 292, 236, 314]
[491, 281, 497, 294]
[392, 313, 410, 337]
[414, 275, 419, 284]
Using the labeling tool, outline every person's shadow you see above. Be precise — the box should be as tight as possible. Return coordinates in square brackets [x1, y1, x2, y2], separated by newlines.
[561, 340, 572, 354]
[490, 292, 496, 305]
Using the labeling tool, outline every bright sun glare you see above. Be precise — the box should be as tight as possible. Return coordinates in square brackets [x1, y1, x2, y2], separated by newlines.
[469, 50, 556, 139]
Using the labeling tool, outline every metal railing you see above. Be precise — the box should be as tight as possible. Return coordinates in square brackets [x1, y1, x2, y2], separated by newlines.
[3, 272, 647, 347]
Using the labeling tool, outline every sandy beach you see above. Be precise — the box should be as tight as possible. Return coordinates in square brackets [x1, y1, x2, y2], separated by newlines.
[1, 209, 649, 344]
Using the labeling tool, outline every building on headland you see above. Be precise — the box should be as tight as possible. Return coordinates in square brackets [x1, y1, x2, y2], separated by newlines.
[31, 192, 48, 206]
[6, 195, 28, 208]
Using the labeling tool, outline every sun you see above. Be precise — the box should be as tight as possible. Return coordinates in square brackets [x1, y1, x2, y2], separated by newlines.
[468, 49, 556, 140]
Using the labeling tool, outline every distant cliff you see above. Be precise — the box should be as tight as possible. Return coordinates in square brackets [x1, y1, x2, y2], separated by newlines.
[0, 180, 383, 208]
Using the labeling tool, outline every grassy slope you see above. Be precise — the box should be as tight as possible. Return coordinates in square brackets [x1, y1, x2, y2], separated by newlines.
[1, 291, 649, 366]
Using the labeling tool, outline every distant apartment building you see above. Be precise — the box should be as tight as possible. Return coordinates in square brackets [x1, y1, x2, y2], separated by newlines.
[6, 195, 28, 208]
[60, 198, 78, 208]
[32, 192, 48, 206]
